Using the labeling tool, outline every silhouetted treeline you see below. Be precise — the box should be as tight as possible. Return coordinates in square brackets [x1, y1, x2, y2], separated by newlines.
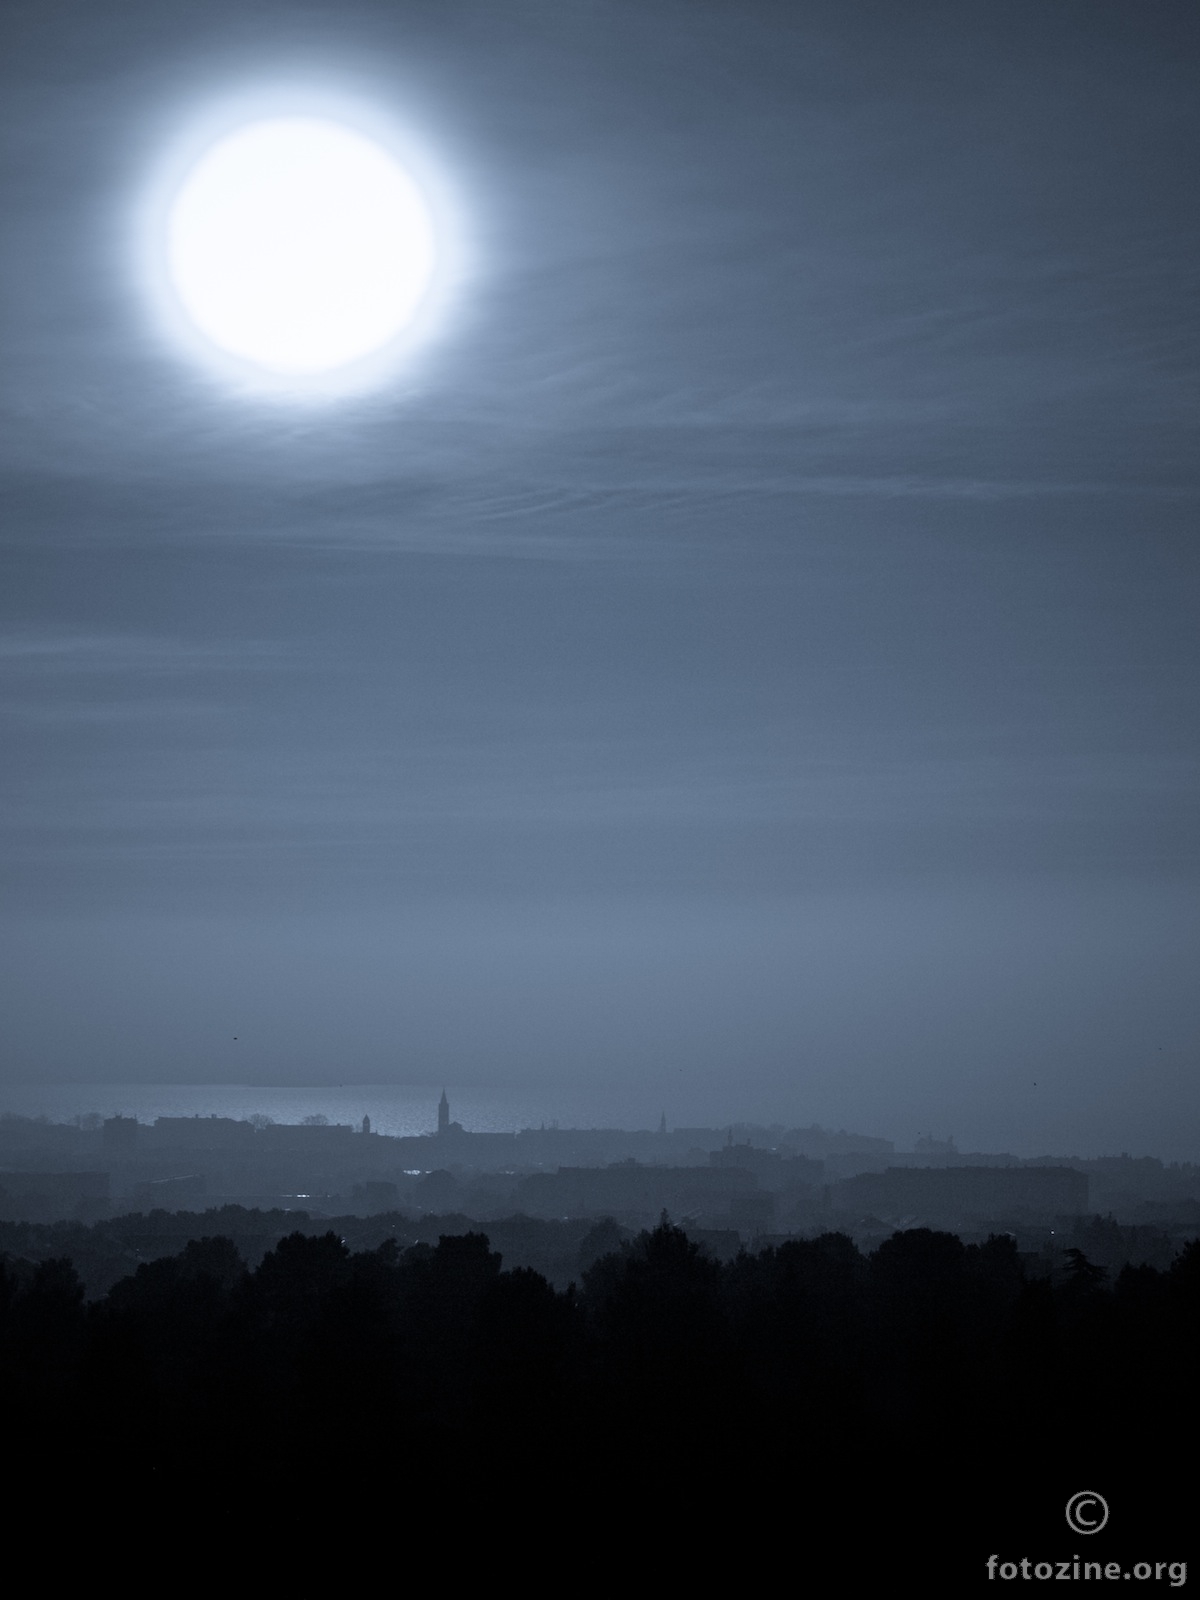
[4, 1219, 1197, 1519]
[1, 1201, 1191, 1301]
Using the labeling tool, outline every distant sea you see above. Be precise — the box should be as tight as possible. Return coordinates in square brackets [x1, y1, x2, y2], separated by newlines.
[0, 1082, 796, 1138]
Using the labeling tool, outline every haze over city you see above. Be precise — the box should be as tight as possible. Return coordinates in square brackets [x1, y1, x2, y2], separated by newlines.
[3, 7, 1199, 1580]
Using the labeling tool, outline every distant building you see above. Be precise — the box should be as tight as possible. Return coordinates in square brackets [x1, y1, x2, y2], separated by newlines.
[151, 1116, 255, 1148]
[436, 1091, 463, 1137]
[350, 1179, 399, 1213]
[710, 1142, 823, 1190]
[832, 1165, 1088, 1223]
[132, 1173, 207, 1208]
[102, 1115, 139, 1151]
[513, 1162, 764, 1227]
[0, 1170, 110, 1201]
[0, 1169, 111, 1222]
[729, 1191, 776, 1231]
[254, 1121, 355, 1147]
[362, 1115, 371, 1136]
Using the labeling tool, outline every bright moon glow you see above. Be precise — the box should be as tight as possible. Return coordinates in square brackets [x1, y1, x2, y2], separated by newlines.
[166, 117, 437, 375]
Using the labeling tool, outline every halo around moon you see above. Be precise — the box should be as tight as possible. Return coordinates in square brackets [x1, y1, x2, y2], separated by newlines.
[165, 116, 438, 377]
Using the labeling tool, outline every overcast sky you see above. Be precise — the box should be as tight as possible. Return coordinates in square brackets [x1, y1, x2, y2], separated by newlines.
[1, 0, 1197, 1155]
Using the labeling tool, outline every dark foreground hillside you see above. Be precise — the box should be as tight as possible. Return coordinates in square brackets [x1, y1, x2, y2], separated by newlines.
[3, 1219, 1194, 1587]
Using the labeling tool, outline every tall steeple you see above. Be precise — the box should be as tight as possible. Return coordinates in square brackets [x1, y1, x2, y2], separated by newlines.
[438, 1089, 450, 1136]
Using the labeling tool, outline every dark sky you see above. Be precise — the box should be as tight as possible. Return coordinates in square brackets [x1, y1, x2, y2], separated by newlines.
[2, 0, 1198, 1155]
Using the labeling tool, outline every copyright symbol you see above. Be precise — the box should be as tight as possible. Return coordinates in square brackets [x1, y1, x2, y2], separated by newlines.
[1066, 1491, 1109, 1535]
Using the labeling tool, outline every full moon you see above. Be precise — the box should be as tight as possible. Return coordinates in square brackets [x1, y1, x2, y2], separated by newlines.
[165, 117, 437, 376]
